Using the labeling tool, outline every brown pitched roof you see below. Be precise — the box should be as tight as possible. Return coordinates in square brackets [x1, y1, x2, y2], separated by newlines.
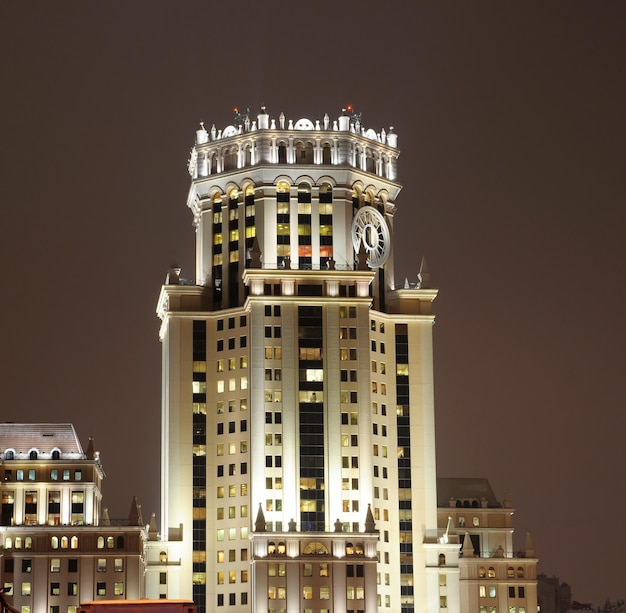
[0, 423, 83, 455]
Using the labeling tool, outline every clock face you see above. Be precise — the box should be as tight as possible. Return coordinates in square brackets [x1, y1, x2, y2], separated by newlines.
[351, 206, 391, 268]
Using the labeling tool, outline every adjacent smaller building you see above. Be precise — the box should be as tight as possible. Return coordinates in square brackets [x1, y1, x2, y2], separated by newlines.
[436, 478, 538, 613]
[0, 423, 148, 613]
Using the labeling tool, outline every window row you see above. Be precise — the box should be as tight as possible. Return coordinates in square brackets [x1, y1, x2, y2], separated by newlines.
[217, 570, 248, 584]
[216, 527, 249, 541]
[216, 441, 248, 455]
[216, 484, 248, 498]
[479, 566, 525, 579]
[371, 341, 386, 353]
[216, 548, 248, 563]
[3, 469, 83, 482]
[3, 449, 66, 461]
[216, 357, 248, 372]
[216, 463, 247, 477]
[216, 420, 247, 435]
[216, 592, 248, 607]
[216, 316, 247, 331]
[216, 337, 247, 351]
[215, 378, 248, 393]
[215, 505, 249, 521]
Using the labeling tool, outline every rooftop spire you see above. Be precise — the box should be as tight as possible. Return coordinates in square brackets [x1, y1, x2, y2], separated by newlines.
[462, 532, 475, 557]
[254, 503, 266, 532]
[364, 503, 377, 533]
[128, 496, 143, 526]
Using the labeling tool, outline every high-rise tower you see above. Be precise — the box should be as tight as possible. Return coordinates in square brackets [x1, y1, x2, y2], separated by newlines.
[156, 107, 453, 613]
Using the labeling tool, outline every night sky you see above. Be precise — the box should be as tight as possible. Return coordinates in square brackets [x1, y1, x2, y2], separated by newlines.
[2, 2, 625, 605]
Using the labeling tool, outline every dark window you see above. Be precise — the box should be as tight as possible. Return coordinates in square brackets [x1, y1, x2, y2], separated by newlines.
[68, 559, 78, 572]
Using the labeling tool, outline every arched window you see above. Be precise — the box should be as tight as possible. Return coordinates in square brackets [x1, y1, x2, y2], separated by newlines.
[355, 543, 364, 555]
[51, 536, 58, 549]
[438, 553, 446, 566]
[14, 537, 22, 549]
[365, 152, 376, 173]
[29, 450, 38, 460]
[107, 536, 115, 549]
[5, 449, 14, 460]
[472, 500, 479, 508]
[295, 142, 314, 164]
[4, 537, 12, 549]
[508, 567, 515, 578]
[25, 537, 32, 549]
[517, 567, 525, 578]
[61, 536, 69, 549]
[319, 182, 333, 204]
[463, 500, 470, 508]
[277, 542, 286, 555]
[117, 536, 124, 549]
[267, 542, 276, 555]
[160, 551, 168, 563]
[346, 542, 354, 555]
[223, 148, 237, 172]
[488, 567, 496, 578]
[303, 542, 328, 555]
[278, 144, 287, 164]
[473, 517, 480, 526]
[51, 449, 61, 460]
[479, 566, 486, 578]
[97, 536, 105, 549]
[322, 144, 332, 165]
[71, 536, 79, 549]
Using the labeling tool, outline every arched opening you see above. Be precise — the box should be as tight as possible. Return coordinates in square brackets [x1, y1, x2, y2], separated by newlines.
[29, 449, 38, 460]
[517, 567, 525, 578]
[223, 149, 237, 171]
[322, 144, 332, 164]
[71, 536, 79, 549]
[5, 449, 14, 460]
[160, 551, 168, 563]
[438, 553, 446, 566]
[97, 536, 105, 549]
[488, 567, 496, 578]
[278, 144, 287, 164]
[295, 142, 314, 164]
[52, 450, 60, 460]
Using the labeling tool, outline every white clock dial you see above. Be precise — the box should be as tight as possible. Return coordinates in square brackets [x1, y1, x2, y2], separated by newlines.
[351, 206, 391, 268]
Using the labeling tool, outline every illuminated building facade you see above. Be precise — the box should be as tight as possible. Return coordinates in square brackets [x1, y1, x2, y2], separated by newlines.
[155, 106, 455, 613]
[0, 423, 147, 613]
[436, 479, 538, 613]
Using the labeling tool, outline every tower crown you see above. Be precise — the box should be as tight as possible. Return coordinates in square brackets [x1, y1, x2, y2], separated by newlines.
[186, 107, 403, 309]
[189, 106, 399, 184]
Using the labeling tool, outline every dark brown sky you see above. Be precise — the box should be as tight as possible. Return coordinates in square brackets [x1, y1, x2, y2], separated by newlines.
[2, 1, 625, 605]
